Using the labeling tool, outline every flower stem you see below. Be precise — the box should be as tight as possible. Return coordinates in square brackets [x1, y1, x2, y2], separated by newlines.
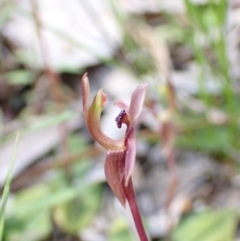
[125, 178, 149, 241]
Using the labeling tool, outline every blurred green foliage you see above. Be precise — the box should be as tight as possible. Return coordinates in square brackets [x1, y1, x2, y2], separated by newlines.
[173, 210, 238, 241]
[2, 139, 104, 240]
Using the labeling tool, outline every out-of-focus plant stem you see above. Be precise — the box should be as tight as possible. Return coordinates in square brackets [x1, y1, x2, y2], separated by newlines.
[30, 0, 72, 181]
[0, 132, 19, 240]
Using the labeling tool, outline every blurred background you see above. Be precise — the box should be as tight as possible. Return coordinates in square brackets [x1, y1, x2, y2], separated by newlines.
[1, 0, 240, 240]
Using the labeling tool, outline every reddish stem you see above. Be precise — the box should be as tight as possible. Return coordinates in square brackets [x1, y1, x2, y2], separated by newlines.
[124, 178, 149, 241]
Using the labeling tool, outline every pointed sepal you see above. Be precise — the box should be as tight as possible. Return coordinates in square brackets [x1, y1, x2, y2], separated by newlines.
[128, 83, 149, 122]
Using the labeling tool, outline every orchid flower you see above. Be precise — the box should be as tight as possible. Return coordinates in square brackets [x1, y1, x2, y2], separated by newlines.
[81, 73, 149, 241]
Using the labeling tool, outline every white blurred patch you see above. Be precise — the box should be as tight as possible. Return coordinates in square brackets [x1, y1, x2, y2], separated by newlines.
[3, 0, 122, 71]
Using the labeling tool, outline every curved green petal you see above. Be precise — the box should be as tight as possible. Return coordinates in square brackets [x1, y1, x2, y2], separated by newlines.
[88, 89, 124, 150]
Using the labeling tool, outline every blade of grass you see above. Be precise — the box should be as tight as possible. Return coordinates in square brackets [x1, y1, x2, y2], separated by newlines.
[184, 0, 210, 107]
[0, 132, 20, 240]
[1, 110, 74, 145]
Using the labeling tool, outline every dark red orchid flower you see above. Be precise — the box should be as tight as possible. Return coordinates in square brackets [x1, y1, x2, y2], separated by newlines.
[81, 73, 149, 241]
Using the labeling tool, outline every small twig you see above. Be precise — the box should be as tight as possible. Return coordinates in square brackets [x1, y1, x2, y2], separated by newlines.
[30, 0, 72, 181]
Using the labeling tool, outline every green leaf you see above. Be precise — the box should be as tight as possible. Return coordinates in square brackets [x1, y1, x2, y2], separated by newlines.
[14, 50, 41, 69]
[4, 176, 103, 239]
[7, 182, 89, 217]
[5, 70, 34, 85]
[173, 210, 238, 241]
[53, 184, 103, 234]
[177, 126, 232, 154]
[0, 133, 19, 241]
[108, 217, 134, 241]
[67, 133, 87, 154]
[4, 211, 51, 241]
